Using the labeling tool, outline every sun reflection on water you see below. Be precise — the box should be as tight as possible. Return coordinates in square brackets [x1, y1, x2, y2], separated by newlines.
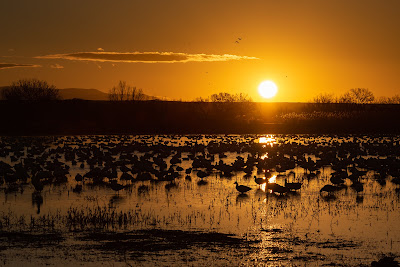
[258, 135, 277, 147]
[268, 175, 277, 184]
[259, 175, 277, 192]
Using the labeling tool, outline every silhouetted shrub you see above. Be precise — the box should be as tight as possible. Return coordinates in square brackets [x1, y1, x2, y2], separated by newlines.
[195, 92, 252, 102]
[313, 93, 336, 103]
[2, 79, 60, 101]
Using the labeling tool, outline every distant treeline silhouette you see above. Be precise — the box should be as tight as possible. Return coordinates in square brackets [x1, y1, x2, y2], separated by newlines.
[195, 92, 252, 102]
[1, 100, 400, 135]
[2, 79, 399, 105]
[2, 78, 400, 134]
[312, 88, 400, 104]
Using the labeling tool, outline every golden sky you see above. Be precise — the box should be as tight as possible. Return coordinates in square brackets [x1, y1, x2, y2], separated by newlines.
[1, 0, 399, 102]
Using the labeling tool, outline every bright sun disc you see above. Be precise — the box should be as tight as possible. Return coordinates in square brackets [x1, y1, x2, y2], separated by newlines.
[258, 81, 278, 99]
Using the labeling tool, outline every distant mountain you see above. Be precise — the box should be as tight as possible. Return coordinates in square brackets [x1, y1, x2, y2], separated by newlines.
[0, 87, 157, 101]
[59, 88, 109, 100]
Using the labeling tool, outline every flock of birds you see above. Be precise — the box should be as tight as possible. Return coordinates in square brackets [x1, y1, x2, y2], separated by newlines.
[0, 135, 400, 201]
[234, 171, 302, 195]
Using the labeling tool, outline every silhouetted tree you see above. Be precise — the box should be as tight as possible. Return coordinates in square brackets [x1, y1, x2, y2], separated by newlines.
[235, 93, 252, 102]
[194, 96, 210, 102]
[312, 93, 336, 103]
[376, 95, 400, 104]
[2, 79, 60, 101]
[346, 88, 375, 104]
[131, 87, 145, 101]
[337, 92, 354, 104]
[109, 80, 146, 101]
[389, 95, 400, 104]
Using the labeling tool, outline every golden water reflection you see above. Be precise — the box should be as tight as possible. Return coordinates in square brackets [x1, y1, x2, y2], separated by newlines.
[258, 175, 277, 192]
[258, 135, 277, 147]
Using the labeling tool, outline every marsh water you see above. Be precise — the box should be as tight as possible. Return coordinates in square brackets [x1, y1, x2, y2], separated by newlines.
[0, 135, 399, 266]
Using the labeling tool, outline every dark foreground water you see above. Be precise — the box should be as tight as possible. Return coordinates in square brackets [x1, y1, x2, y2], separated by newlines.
[0, 135, 399, 266]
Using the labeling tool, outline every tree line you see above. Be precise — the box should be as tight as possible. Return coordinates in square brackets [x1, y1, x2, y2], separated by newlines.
[0, 79, 149, 102]
[1, 79, 399, 104]
[312, 88, 400, 104]
[194, 92, 252, 102]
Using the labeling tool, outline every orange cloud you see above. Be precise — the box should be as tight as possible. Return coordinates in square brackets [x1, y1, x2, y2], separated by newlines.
[0, 63, 40, 69]
[36, 51, 259, 63]
[50, 64, 64, 69]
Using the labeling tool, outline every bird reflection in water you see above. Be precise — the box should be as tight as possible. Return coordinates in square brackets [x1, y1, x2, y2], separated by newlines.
[32, 191, 43, 214]
[356, 195, 364, 204]
[109, 195, 125, 207]
[236, 193, 249, 205]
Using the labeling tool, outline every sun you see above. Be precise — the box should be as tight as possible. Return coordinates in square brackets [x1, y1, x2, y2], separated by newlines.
[258, 81, 278, 99]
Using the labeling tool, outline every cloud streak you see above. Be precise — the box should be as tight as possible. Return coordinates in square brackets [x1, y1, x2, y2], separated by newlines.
[0, 63, 40, 69]
[36, 52, 259, 63]
[50, 64, 64, 69]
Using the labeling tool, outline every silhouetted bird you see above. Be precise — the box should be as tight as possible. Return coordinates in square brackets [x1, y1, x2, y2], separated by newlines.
[254, 176, 266, 186]
[234, 181, 251, 193]
[272, 184, 289, 195]
[284, 179, 302, 191]
[75, 173, 83, 182]
[320, 184, 338, 194]
[110, 180, 125, 194]
[351, 181, 364, 193]
[392, 177, 400, 186]
[31, 176, 44, 192]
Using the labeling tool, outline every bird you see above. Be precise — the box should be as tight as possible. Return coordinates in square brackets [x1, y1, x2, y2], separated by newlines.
[266, 181, 278, 191]
[284, 179, 302, 191]
[351, 181, 364, 193]
[75, 173, 83, 182]
[31, 176, 44, 192]
[254, 176, 267, 186]
[320, 184, 338, 194]
[110, 180, 125, 194]
[272, 184, 289, 195]
[264, 172, 272, 179]
[330, 176, 344, 185]
[234, 182, 251, 194]
[392, 177, 400, 186]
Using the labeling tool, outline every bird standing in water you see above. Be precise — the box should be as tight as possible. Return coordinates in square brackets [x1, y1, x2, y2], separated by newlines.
[234, 182, 252, 194]
[254, 176, 267, 187]
[110, 180, 125, 194]
[284, 179, 302, 191]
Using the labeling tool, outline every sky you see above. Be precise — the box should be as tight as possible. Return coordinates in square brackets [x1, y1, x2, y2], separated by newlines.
[0, 0, 399, 102]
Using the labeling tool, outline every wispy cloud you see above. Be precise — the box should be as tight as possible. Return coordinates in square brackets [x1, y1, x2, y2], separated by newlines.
[50, 64, 64, 69]
[36, 51, 259, 63]
[0, 63, 40, 69]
